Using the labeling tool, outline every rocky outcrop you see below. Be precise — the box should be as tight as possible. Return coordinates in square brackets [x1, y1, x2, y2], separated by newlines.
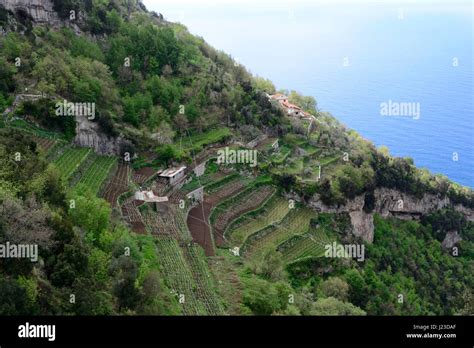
[349, 211, 374, 243]
[306, 193, 374, 242]
[74, 115, 128, 156]
[373, 188, 473, 222]
[442, 231, 462, 250]
[289, 187, 474, 244]
[0, 0, 60, 25]
[307, 193, 365, 214]
[0, 0, 87, 34]
[374, 188, 448, 218]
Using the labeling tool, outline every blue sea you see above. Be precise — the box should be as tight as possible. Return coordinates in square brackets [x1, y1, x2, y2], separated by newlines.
[144, 0, 473, 188]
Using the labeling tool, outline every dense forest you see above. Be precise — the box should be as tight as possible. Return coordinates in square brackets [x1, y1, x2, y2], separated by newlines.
[0, 0, 472, 316]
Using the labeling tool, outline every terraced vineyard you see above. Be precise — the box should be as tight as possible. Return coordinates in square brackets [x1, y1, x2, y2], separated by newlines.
[208, 253, 244, 315]
[211, 185, 275, 240]
[225, 196, 291, 246]
[205, 174, 243, 196]
[155, 237, 224, 315]
[207, 179, 247, 203]
[143, 204, 191, 241]
[279, 228, 334, 263]
[181, 171, 224, 193]
[102, 164, 130, 207]
[74, 155, 117, 195]
[133, 167, 156, 185]
[31, 135, 57, 154]
[242, 207, 316, 258]
[187, 173, 250, 253]
[53, 147, 92, 181]
[143, 209, 180, 237]
[182, 244, 225, 315]
[121, 197, 146, 234]
[168, 188, 186, 204]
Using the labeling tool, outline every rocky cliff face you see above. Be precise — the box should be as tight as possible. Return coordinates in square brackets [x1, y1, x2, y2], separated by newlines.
[286, 188, 473, 244]
[0, 0, 59, 24]
[74, 116, 128, 156]
[374, 188, 448, 218]
[442, 231, 462, 250]
[349, 210, 374, 243]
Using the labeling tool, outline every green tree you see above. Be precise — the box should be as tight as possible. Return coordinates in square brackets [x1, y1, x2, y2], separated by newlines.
[241, 276, 291, 315]
[309, 297, 366, 315]
[0, 278, 35, 315]
[68, 185, 111, 247]
[155, 144, 182, 165]
[320, 277, 350, 301]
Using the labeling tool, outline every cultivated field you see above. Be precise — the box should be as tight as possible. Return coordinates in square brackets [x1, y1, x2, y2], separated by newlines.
[155, 237, 224, 315]
[74, 155, 117, 195]
[225, 196, 291, 247]
[102, 164, 130, 207]
[279, 228, 333, 263]
[53, 147, 92, 181]
[211, 185, 275, 244]
[242, 207, 315, 258]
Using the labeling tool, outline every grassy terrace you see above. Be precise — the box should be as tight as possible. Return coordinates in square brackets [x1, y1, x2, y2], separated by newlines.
[225, 196, 291, 247]
[73, 155, 117, 195]
[279, 228, 334, 263]
[53, 147, 92, 181]
[155, 237, 224, 315]
[205, 173, 243, 194]
[181, 161, 223, 193]
[8, 119, 65, 140]
[242, 207, 316, 258]
[269, 145, 292, 164]
[210, 185, 275, 235]
[181, 127, 231, 155]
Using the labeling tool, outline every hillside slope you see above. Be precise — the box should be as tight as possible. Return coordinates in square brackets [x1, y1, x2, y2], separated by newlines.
[0, 0, 472, 316]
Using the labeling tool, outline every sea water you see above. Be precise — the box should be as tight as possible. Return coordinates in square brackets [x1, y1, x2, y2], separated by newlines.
[145, 0, 473, 187]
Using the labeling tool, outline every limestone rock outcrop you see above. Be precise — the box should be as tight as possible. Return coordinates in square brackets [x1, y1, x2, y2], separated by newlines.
[0, 0, 59, 25]
[74, 115, 127, 156]
[293, 187, 474, 244]
[349, 211, 374, 243]
[441, 231, 462, 250]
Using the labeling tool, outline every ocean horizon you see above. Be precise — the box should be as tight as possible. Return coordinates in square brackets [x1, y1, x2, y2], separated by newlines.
[145, 0, 473, 188]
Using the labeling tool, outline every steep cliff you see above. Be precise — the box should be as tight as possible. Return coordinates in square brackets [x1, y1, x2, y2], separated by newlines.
[293, 188, 473, 243]
[74, 115, 129, 156]
[0, 0, 60, 25]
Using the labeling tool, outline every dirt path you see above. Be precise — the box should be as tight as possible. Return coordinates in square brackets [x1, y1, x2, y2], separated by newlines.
[102, 164, 129, 207]
[187, 201, 215, 256]
[187, 180, 246, 256]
